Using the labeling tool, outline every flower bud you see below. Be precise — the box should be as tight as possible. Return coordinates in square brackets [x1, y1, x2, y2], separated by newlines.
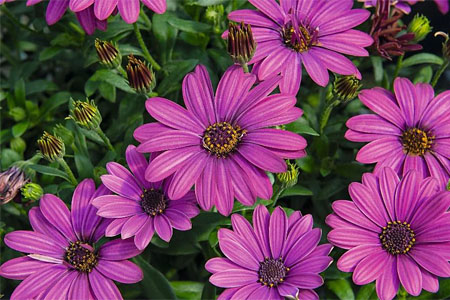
[95, 39, 122, 68]
[227, 22, 256, 66]
[126, 55, 155, 94]
[435, 31, 450, 60]
[37, 131, 65, 162]
[21, 183, 43, 202]
[67, 99, 102, 130]
[277, 161, 299, 188]
[205, 5, 224, 33]
[10, 137, 26, 155]
[9, 107, 26, 122]
[333, 75, 362, 103]
[0, 167, 29, 205]
[408, 14, 432, 42]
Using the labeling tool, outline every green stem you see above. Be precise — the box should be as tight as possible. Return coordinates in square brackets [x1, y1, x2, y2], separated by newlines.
[117, 65, 128, 78]
[319, 99, 340, 134]
[57, 158, 78, 185]
[140, 10, 152, 30]
[133, 23, 161, 71]
[431, 59, 449, 87]
[95, 127, 115, 152]
[147, 91, 158, 98]
[242, 63, 249, 73]
[271, 184, 285, 208]
[392, 54, 404, 83]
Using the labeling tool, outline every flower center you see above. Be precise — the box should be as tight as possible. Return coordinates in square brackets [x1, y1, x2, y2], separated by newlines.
[258, 258, 289, 287]
[282, 20, 318, 52]
[65, 241, 98, 272]
[401, 128, 434, 156]
[202, 122, 246, 157]
[379, 221, 415, 255]
[141, 188, 166, 216]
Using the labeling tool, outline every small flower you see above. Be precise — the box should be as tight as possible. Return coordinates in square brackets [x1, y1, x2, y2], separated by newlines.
[95, 39, 121, 69]
[92, 145, 200, 250]
[126, 55, 155, 94]
[134, 65, 307, 216]
[333, 75, 362, 103]
[0, 167, 29, 205]
[37, 131, 65, 162]
[345, 77, 450, 187]
[435, 31, 450, 60]
[407, 14, 432, 42]
[327, 168, 450, 300]
[207, 205, 333, 300]
[277, 161, 299, 188]
[0, 179, 143, 299]
[21, 183, 43, 202]
[227, 22, 256, 66]
[67, 99, 102, 130]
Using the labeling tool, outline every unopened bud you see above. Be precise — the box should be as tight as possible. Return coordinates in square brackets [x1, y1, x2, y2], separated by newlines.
[95, 39, 122, 68]
[227, 22, 256, 66]
[126, 55, 155, 94]
[333, 75, 362, 103]
[0, 167, 29, 205]
[408, 14, 432, 42]
[10, 137, 26, 155]
[67, 99, 102, 130]
[21, 183, 43, 202]
[277, 161, 299, 188]
[9, 107, 26, 122]
[435, 31, 450, 59]
[37, 131, 65, 162]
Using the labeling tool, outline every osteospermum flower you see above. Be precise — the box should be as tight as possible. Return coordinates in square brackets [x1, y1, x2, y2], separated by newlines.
[92, 145, 200, 250]
[345, 77, 450, 187]
[134, 65, 307, 216]
[0, 179, 143, 299]
[327, 168, 450, 300]
[226, 0, 373, 94]
[69, 0, 167, 24]
[206, 205, 333, 300]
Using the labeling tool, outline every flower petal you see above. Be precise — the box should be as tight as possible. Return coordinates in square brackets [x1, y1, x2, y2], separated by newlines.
[117, 0, 139, 23]
[0, 256, 51, 280]
[99, 238, 141, 260]
[397, 255, 422, 296]
[134, 217, 155, 250]
[89, 268, 123, 300]
[96, 259, 143, 283]
[210, 269, 258, 288]
[269, 207, 288, 259]
[40, 194, 77, 241]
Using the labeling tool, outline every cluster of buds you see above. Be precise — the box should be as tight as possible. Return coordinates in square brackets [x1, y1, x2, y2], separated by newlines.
[126, 54, 155, 94]
[227, 22, 256, 67]
[0, 167, 29, 205]
[277, 161, 299, 188]
[369, 0, 422, 60]
[37, 131, 65, 162]
[95, 39, 122, 69]
[332, 75, 362, 103]
[67, 98, 102, 130]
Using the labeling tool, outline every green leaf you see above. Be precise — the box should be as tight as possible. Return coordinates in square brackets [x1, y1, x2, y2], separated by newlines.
[281, 185, 313, 197]
[29, 164, 70, 182]
[168, 17, 212, 33]
[98, 82, 116, 102]
[153, 13, 178, 64]
[171, 281, 203, 300]
[39, 46, 62, 61]
[285, 118, 320, 136]
[90, 69, 135, 93]
[132, 256, 177, 300]
[201, 282, 216, 300]
[74, 153, 94, 179]
[12, 121, 29, 138]
[371, 56, 383, 83]
[327, 279, 355, 300]
[14, 78, 26, 107]
[189, 0, 227, 6]
[402, 53, 444, 68]
[413, 65, 433, 84]
[157, 59, 198, 96]
[356, 284, 375, 300]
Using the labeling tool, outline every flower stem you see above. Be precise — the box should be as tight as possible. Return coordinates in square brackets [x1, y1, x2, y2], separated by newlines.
[242, 63, 249, 73]
[140, 10, 152, 30]
[431, 59, 449, 87]
[147, 91, 158, 98]
[271, 183, 285, 208]
[133, 22, 161, 71]
[117, 65, 128, 78]
[95, 127, 115, 152]
[319, 99, 340, 134]
[392, 54, 404, 82]
[57, 158, 78, 185]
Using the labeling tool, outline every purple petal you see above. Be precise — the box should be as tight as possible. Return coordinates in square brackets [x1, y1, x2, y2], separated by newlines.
[101, 172, 141, 201]
[337, 244, 380, 272]
[421, 269, 439, 293]
[409, 245, 450, 277]
[393, 77, 416, 127]
[68, 273, 91, 300]
[332, 200, 380, 232]
[229, 158, 257, 206]
[231, 283, 261, 299]
[284, 228, 321, 267]
[71, 178, 95, 241]
[346, 114, 401, 136]
[300, 51, 329, 87]
[165, 209, 192, 231]
[28, 207, 67, 247]
[83, 184, 110, 240]
[5, 230, 65, 257]
[319, 9, 370, 36]
[348, 182, 389, 227]
[285, 273, 323, 289]
[75, 5, 97, 35]
[141, 0, 166, 14]
[70, 0, 93, 12]
[195, 160, 215, 211]
[215, 159, 234, 216]
[397, 255, 422, 296]
[125, 145, 150, 189]
[246, 128, 307, 151]
[327, 227, 380, 249]
[228, 9, 278, 28]
[46, 0, 69, 25]
[248, 0, 284, 24]
[0, 256, 50, 280]
[205, 257, 243, 273]
[137, 130, 200, 153]
[133, 122, 173, 143]
[258, 49, 292, 81]
[420, 91, 450, 130]
[231, 214, 264, 261]
[318, 30, 373, 56]
[252, 204, 271, 258]
[395, 170, 420, 222]
[134, 217, 155, 250]
[99, 238, 141, 260]
[96, 259, 143, 283]
[218, 230, 260, 271]
[154, 214, 173, 242]
[280, 52, 302, 95]
[40, 194, 77, 241]
[277, 282, 298, 298]
[269, 207, 288, 259]
[96, 199, 142, 218]
[312, 47, 360, 78]
[353, 250, 389, 285]
[209, 269, 258, 288]
[375, 255, 399, 300]
[121, 213, 148, 239]
[356, 137, 402, 164]
[291, 256, 333, 274]
[41, 269, 77, 299]
[105, 218, 128, 237]
[247, 285, 272, 299]
[117, 0, 139, 23]
[283, 215, 313, 256]
[167, 194, 199, 218]
[414, 83, 434, 123]
[94, 0, 117, 20]
[238, 143, 286, 173]
[410, 191, 450, 231]
[89, 268, 123, 300]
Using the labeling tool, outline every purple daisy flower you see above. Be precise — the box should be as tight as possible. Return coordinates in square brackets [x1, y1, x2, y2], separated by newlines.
[327, 168, 450, 300]
[134, 65, 307, 216]
[92, 145, 200, 250]
[206, 205, 333, 300]
[69, 0, 166, 24]
[346, 77, 450, 187]
[226, 0, 373, 95]
[0, 179, 143, 299]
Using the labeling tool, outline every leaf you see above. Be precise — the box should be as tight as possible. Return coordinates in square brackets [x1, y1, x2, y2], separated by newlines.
[12, 121, 29, 138]
[171, 281, 203, 300]
[327, 279, 355, 300]
[402, 53, 444, 68]
[168, 17, 212, 33]
[98, 81, 116, 102]
[157, 59, 198, 96]
[29, 164, 70, 182]
[281, 185, 313, 197]
[285, 118, 320, 136]
[371, 56, 383, 83]
[14, 78, 26, 107]
[132, 256, 177, 300]
[74, 153, 94, 179]
[90, 69, 135, 93]
[189, 0, 227, 6]
[413, 66, 433, 84]
[356, 284, 375, 300]
[39, 46, 62, 61]
[201, 282, 216, 300]
[153, 13, 178, 64]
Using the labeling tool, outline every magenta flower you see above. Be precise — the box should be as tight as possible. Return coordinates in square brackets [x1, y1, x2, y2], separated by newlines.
[0, 179, 143, 300]
[345, 77, 450, 187]
[134, 65, 307, 216]
[69, 0, 167, 24]
[226, 0, 373, 94]
[92, 145, 200, 250]
[206, 205, 332, 300]
[327, 168, 450, 300]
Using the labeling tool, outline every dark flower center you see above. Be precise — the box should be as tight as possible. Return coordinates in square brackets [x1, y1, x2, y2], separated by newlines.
[380, 221, 415, 255]
[141, 188, 166, 216]
[202, 122, 246, 157]
[282, 20, 319, 52]
[258, 258, 289, 287]
[65, 241, 98, 272]
[401, 128, 434, 156]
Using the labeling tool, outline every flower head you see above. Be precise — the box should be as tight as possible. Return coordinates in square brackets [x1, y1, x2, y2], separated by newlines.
[95, 39, 121, 68]
[207, 205, 332, 300]
[126, 55, 155, 94]
[37, 131, 65, 162]
[0, 179, 143, 299]
[227, 22, 256, 66]
[226, 0, 372, 94]
[134, 65, 307, 216]
[67, 99, 102, 130]
[345, 77, 450, 187]
[0, 167, 28, 205]
[407, 14, 432, 43]
[333, 75, 362, 103]
[21, 183, 44, 202]
[277, 160, 299, 188]
[92, 145, 200, 250]
[327, 168, 450, 300]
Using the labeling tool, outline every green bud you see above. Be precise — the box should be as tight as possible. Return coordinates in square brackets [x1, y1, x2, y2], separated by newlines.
[126, 55, 155, 94]
[228, 22, 256, 66]
[435, 31, 450, 60]
[277, 161, 299, 188]
[21, 183, 43, 202]
[10, 137, 26, 155]
[67, 98, 102, 130]
[408, 14, 432, 42]
[9, 107, 26, 122]
[205, 5, 224, 33]
[333, 75, 362, 103]
[37, 131, 65, 162]
[95, 39, 122, 69]
[53, 124, 75, 146]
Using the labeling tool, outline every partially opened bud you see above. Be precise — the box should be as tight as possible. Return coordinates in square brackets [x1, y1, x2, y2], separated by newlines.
[227, 22, 256, 66]
[67, 99, 102, 130]
[95, 39, 122, 68]
[21, 183, 43, 202]
[408, 14, 432, 42]
[126, 55, 155, 94]
[37, 131, 65, 162]
[435, 32, 450, 59]
[277, 161, 299, 188]
[0, 167, 29, 205]
[333, 75, 362, 103]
